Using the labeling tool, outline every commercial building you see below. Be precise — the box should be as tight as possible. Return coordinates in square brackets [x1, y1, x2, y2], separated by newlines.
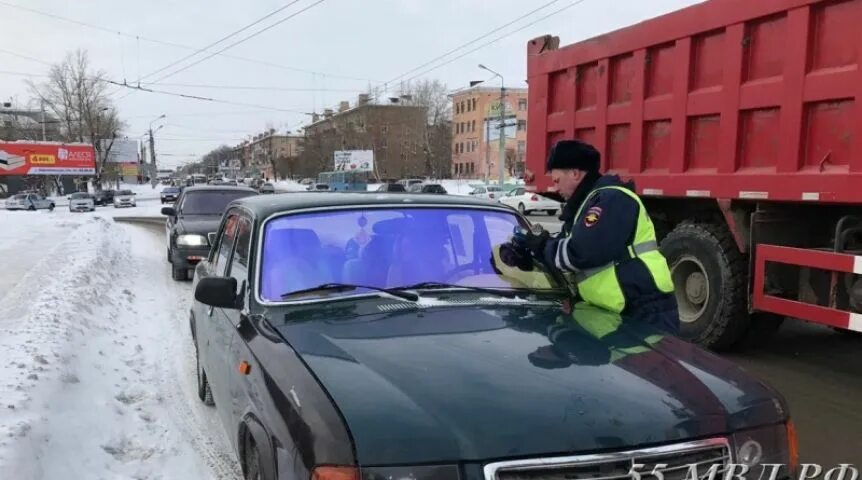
[300, 95, 427, 180]
[450, 86, 528, 181]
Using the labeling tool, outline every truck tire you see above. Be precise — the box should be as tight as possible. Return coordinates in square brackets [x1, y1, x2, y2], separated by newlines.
[660, 221, 749, 350]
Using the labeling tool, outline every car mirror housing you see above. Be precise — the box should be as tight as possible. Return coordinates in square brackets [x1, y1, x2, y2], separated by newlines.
[195, 277, 239, 309]
[207, 232, 217, 245]
[161, 206, 176, 216]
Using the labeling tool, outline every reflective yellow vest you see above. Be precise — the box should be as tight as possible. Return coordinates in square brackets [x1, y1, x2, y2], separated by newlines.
[561, 186, 675, 313]
[558, 302, 664, 361]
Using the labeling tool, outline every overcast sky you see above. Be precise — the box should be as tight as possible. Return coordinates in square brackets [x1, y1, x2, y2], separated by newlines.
[0, 0, 703, 169]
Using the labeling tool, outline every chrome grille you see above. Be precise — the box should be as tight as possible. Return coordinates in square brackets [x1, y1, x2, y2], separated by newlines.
[485, 438, 730, 480]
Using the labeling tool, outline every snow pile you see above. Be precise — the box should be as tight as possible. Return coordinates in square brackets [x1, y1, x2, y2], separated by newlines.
[274, 179, 310, 192]
[0, 215, 238, 478]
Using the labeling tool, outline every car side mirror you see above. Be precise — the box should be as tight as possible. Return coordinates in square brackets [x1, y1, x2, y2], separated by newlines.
[195, 276, 238, 309]
[207, 232, 217, 245]
[161, 206, 176, 216]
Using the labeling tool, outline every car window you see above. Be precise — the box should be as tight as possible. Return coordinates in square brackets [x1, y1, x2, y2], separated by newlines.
[226, 217, 252, 290]
[214, 214, 240, 275]
[258, 207, 557, 302]
[71, 193, 90, 199]
[179, 190, 256, 215]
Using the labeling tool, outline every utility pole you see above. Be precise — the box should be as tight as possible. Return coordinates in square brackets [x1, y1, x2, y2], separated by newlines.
[485, 113, 491, 182]
[479, 64, 506, 186]
[40, 100, 46, 141]
[498, 84, 506, 187]
[148, 128, 156, 166]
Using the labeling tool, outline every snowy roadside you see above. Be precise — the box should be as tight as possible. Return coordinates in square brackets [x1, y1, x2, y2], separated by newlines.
[0, 215, 239, 479]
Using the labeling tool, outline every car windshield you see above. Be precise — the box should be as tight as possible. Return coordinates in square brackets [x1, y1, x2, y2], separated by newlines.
[259, 207, 561, 302]
[179, 190, 256, 215]
[164, 187, 179, 193]
[117, 190, 133, 196]
[70, 193, 90, 199]
[12, 194, 27, 200]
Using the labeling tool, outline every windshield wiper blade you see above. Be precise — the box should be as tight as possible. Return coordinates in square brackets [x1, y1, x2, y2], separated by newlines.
[281, 283, 418, 301]
[394, 282, 518, 299]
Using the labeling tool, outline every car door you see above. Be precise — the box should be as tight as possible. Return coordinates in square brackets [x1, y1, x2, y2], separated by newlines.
[218, 215, 254, 430]
[500, 189, 518, 208]
[201, 212, 242, 427]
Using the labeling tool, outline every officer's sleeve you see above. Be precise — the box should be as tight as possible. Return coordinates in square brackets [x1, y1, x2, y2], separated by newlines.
[541, 190, 639, 271]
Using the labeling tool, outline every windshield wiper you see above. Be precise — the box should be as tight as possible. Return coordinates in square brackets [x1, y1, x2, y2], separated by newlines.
[393, 282, 518, 299]
[281, 283, 419, 301]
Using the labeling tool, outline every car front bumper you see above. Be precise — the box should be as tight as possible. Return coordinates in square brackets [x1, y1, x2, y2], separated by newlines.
[115, 201, 136, 207]
[161, 196, 177, 203]
[69, 203, 94, 211]
[171, 246, 211, 269]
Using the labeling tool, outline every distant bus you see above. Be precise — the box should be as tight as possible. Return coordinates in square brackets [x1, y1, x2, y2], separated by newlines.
[156, 169, 173, 180]
[318, 171, 373, 191]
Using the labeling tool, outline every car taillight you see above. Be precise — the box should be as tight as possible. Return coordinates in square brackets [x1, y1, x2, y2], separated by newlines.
[531, 194, 539, 201]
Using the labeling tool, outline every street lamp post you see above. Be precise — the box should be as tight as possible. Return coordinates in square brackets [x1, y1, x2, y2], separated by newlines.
[479, 64, 506, 187]
[148, 114, 166, 169]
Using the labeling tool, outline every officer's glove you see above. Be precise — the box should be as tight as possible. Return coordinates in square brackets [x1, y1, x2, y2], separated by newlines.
[496, 243, 534, 272]
[512, 226, 550, 257]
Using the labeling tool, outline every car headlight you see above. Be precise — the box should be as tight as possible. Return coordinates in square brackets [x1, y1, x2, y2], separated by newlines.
[731, 422, 797, 478]
[177, 234, 208, 247]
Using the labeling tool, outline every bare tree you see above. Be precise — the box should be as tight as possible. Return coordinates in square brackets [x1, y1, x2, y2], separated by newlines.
[27, 50, 125, 188]
[398, 80, 452, 178]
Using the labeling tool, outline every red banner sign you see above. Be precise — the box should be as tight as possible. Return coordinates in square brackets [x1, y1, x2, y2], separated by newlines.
[0, 142, 96, 176]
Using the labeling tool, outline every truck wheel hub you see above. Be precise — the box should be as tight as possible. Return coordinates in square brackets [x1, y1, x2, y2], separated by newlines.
[671, 257, 710, 324]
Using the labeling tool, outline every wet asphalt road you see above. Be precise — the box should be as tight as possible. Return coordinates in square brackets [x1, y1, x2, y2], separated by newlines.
[530, 214, 862, 464]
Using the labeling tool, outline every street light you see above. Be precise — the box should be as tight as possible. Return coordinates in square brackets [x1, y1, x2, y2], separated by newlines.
[148, 114, 166, 174]
[478, 64, 506, 186]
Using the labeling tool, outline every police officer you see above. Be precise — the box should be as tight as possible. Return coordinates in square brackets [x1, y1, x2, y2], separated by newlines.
[513, 139, 680, 334]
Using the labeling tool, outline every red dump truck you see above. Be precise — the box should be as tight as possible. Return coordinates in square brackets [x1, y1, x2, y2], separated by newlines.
[525, 0, 862, 349]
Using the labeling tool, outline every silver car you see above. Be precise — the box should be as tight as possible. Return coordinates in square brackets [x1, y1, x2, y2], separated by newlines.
[113, 190, 137, 208]
[5, 193, 55, 211]
[68, 192, 95, 212]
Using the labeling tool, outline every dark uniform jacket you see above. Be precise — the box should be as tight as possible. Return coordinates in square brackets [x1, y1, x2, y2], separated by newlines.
[540, 174, 680, 335]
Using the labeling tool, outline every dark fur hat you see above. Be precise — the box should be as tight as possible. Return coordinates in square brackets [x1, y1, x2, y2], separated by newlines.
[546, 140, 600, 172]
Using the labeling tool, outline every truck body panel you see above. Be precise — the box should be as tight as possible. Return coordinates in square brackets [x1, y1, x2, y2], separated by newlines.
[526, 0, 862, 342]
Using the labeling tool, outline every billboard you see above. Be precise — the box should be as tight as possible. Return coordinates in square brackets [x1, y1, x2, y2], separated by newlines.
[0, 142, 96, 176]
[485, 118, 517, 141]
[100, 139, 140, 164]
[334, 150, 374, 172]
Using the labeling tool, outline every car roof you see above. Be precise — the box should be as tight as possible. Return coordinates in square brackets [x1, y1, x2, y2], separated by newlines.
[232, 191, 509, 219]
[180, 185, 257, 193]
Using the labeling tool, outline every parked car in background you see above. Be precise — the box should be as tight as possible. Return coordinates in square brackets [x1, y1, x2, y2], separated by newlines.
[162, 185, 259, 281]
[376, 182, 406, 193]
[499, 187, 562, 215]
[469, 184, 505, 199]
[113, 190, 137, 208]
[398, 178, 425, 189]
[408, 183, 447, 194]
[5, 193, 54, 211]
[161, 187, 182, 204]
[299, 177, 315, 185]
[189, 192, 796, 480]
[93, 190, 114, 206]
[307, 183, 330, 191]
[68, 192, 95, 212]
[259, 183, 275, 194]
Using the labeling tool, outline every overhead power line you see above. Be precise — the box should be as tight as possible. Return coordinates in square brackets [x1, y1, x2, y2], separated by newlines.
[402, 0, 588, 83]
[106, 80, 313, 114]
[0, 48, 53, 66]
[138, 0, 304, 83]
[154, 81, 366, 93]
[0, 0, 374, 83]
[146, 0, 326, 86]
[383, 0, 563, 87]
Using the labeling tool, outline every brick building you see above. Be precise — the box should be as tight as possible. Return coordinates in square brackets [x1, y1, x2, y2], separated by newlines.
[300, 95, 428, 180]
[450, 86, 528, 181]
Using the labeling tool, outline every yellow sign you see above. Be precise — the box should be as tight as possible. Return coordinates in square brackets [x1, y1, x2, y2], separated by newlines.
[121, 164, 139, 176]
[30, 154, 56, 165]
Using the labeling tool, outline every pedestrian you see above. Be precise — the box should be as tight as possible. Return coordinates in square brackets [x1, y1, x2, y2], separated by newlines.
[510, 139, 679, 334]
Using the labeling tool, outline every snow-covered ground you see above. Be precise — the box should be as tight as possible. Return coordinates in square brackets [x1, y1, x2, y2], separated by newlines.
[0, 209, 240, 479]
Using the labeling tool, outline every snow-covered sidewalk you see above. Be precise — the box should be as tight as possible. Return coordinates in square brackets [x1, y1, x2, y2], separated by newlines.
[0, 214, 239, 479]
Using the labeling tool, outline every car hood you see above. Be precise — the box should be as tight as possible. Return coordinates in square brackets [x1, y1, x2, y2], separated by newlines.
[176, 215, 221, 234]
[275, 302, 786, 465]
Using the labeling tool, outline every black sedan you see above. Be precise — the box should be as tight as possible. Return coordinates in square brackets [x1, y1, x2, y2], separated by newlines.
[189, 193, 797, 480]
[160, 186, 183, 203]
[161, 185, 258, 281]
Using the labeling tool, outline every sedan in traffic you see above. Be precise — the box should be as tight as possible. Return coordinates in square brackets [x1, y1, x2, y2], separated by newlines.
[161, 186, 182, 204]
[5, 193, 55, 211]
[113, 190, 137, 208]
[68, 192, 95, 212]
[189, 192, 796, 480]
[162, 185, 258, 281]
